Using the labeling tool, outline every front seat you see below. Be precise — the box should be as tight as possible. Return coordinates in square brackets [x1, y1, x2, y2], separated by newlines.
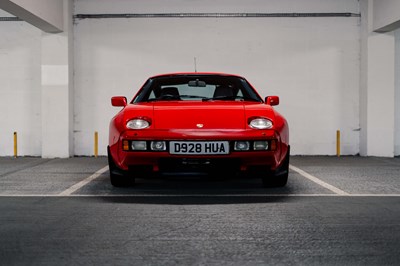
[213, 85, 234, 98]
[160, 87, 180, 100]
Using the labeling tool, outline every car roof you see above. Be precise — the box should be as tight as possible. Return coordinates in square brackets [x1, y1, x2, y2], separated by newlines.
[149, 72, 245, 79]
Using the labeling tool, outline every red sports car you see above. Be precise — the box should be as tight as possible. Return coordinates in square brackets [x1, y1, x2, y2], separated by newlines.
[108, 73, 289, 187]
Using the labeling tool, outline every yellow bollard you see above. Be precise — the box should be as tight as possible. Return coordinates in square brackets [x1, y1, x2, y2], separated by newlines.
[336, 130, 340, 157]
[94, 131, 98, 158]
[13, 132, 17, 158]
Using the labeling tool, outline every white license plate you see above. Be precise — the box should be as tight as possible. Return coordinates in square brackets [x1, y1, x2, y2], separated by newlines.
[169, 141, 229, 155]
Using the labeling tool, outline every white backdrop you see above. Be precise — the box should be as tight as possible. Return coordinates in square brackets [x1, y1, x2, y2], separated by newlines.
[0, 1, 367, 156]
[73, 0, 361, 156]
[0, 10, 42, 156]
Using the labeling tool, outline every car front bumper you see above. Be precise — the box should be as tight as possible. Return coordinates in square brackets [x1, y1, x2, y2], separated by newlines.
[109, 129, 287, 177]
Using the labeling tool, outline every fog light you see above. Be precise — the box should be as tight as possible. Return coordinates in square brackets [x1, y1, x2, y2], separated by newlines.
[131, 141, 147, 150]
[122, 140, 129, 151]
[254, 141, 269, 150]
[234, 141, 250, 151]
[270, 140, 277, 151]
[151, 141, 166, 151]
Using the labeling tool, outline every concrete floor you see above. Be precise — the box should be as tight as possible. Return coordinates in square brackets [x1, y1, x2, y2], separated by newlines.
[0, 156, 400, 265]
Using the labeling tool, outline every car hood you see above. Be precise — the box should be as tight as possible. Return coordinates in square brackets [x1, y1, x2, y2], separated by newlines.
[153, 102, 248, 129]
[122, 102, 276, 130]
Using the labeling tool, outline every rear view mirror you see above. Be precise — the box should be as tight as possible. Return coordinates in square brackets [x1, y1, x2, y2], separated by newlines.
[188, 79, 207, 87]
[111, 96, 127, 107]
[265, 96, 279, 106]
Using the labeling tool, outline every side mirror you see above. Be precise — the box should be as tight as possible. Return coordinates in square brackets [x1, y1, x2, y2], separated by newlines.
[111, 96, 127, 107]
[265, 96, 279, 106]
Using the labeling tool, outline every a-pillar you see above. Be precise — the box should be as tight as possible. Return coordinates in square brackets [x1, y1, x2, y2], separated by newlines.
[41, 0, 73, 158]
[360, 0, 395, 157]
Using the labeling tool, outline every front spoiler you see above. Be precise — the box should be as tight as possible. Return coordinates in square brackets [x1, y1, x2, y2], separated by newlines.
[108, 146, 290, 178]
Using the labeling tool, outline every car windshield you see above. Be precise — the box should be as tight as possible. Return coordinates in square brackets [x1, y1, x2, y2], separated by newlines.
[132, 75, 263, 103]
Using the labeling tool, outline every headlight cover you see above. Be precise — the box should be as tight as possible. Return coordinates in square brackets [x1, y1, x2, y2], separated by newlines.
[249, 118, 273, 129]
[126, 119, 150, 129]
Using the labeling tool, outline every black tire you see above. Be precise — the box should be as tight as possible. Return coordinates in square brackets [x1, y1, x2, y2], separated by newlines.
[108, 146, 135, 187]
[262, 146, 290, 188]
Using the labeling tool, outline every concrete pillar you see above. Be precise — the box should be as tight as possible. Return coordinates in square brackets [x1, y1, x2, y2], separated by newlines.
[41, 0, 73, 158]
[360, 0, 395, 157]
[395, 29, 400, 156]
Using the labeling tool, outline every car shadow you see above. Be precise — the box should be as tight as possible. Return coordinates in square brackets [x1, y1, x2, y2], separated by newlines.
[99, 194, 292, 205]
[98, 174, 296, 205]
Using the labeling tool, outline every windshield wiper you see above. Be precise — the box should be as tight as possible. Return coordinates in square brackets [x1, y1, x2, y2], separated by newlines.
[179, 95, 208, 99]
[146, 95, 260, 102]
[146, 94, 181, 102]
[146, 95, 205, 102]
[202, 96, 259, 102]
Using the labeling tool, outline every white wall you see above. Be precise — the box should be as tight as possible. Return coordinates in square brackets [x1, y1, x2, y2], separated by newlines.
[74, 0, 361, 156]
[75, 0, 358, 13]
[0, 10, 42, 156]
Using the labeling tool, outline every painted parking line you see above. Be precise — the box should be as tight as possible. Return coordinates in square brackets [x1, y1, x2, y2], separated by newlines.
[58, 166, 109, 196]
[289, 164, 350, 195]
[3, 163, 395, 197]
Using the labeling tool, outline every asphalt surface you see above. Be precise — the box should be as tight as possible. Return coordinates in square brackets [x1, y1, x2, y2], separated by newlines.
[0, 156, 400, 265]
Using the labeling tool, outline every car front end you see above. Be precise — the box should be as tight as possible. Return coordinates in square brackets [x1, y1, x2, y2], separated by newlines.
[108, 73, 289, 187]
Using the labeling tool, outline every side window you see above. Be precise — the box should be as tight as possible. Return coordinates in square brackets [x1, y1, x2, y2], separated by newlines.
[148, 90, 156, 100]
